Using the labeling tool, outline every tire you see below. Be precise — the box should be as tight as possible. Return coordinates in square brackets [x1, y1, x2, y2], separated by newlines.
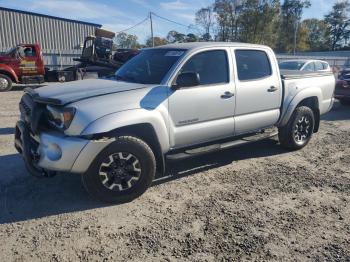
[278, 106, 315, 150]
[339, 98, 350, 106]
[0, 74, 13, 92]
[82, 136, 156, 203]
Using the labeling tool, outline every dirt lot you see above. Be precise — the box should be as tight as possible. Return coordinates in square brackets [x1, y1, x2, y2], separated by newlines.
[0, 85, 349, 261]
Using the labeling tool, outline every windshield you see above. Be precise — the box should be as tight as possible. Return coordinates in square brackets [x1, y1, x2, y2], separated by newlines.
[115, 49, 186, 84]
[279, 61, 305, 70]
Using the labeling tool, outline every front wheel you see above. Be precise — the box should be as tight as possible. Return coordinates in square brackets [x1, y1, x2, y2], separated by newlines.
[278, 106, 315, 150]
[82, 136, 156, 203]
[0, 74, 13, 92]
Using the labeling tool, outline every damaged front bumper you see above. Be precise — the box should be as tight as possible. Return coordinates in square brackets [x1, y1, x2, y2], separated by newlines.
[15, 120, 114, 175]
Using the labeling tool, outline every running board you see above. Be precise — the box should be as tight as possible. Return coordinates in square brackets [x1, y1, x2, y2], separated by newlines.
[166, 130, 278, 160]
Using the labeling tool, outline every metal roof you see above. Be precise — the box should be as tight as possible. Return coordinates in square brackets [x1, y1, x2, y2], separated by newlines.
[0, 6, 102, 28]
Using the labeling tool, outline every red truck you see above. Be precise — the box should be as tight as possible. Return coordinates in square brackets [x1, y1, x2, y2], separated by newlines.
[0, 44, 45, 91]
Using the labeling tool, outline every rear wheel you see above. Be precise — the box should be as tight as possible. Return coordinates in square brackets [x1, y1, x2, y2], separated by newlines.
[0, 74, 13, 92]
[278, 106, 315, 150]
[82, 136, 156, 203]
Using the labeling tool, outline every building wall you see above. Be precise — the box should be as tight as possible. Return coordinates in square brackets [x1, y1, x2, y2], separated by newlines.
[0, 7, 101, 69]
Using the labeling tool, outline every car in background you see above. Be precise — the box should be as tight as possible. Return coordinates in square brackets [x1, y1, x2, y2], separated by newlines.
[279, 59, 331, 72]
[335, 67, 350, 105]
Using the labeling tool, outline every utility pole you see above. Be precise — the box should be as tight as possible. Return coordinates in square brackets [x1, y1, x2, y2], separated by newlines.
[293, 20, 299, 56]
[150, 12, 154, 47]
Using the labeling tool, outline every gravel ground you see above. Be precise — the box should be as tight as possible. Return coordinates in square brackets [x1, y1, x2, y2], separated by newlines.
[0, 85, 349, 261]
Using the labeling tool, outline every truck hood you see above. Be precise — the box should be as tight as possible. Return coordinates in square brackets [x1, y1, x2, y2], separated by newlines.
[30, 79, 151, 106]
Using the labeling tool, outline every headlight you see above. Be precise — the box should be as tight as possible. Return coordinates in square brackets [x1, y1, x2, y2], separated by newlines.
[47, 106, 76, 130]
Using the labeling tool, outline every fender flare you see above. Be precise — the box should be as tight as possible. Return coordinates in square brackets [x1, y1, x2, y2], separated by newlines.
[81, 109, 170, 153]
[0, 64, 19, 82]
[278, 87, 322, 127]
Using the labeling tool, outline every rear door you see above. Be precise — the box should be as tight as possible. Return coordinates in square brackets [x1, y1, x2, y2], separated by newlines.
[233, 48, 282, 134]
[168, 48, 236, 148]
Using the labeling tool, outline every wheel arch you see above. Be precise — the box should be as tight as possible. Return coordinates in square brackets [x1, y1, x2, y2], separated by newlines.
[297, 96, 320, 133]
[279, 87, 322, 132]
[94, 123, 166, 175]
[0, 65, 19, 82]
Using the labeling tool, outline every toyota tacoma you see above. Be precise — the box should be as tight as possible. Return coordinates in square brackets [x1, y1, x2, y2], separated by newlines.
[15, 42, 335, 203]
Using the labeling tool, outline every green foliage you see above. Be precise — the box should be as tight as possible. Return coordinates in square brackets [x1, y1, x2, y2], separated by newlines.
[302, 19, 330, 51]
[325, 0, 350, 50]
[146, 36, 168, 47]
[115, 33, 141, 49]
[239, 0, 280, 48]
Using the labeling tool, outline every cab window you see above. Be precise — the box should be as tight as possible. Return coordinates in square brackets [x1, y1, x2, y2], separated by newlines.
[235, 50, 272, 81]
[23, 47, 36, 57]
[180, 50, 229, 85]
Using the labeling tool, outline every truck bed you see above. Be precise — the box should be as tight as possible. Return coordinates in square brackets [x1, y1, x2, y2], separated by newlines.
[280, 70, 334, 80]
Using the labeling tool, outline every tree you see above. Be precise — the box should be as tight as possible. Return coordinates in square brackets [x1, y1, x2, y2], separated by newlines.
[115, 32, 140, 49]
[277, 0, 311, 53]
[213, 0, 243, 41]
[195, 6, 214, 40]
[146, 36, 167, 47]
[166, 30, 186, 43]
[325, 0, 350, 50]
[239, 0, 280, 47]
[186, 33, 199, 42]
[302, 19, 330, 51]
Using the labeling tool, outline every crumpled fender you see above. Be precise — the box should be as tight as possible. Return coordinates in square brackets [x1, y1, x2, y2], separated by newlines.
[80, 108, 170, 153]
[0, 64, 18, 82]
[278, 87, 322, 127]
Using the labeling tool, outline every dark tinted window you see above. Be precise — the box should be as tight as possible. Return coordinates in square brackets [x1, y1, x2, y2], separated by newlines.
[303, 62, 315, 71]
[116, 49, 185, 84]
[235, 50, 272, 80]
[180, 50, 229, 85]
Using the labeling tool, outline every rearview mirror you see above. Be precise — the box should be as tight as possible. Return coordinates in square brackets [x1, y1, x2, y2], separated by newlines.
[175, 72, 200, 88]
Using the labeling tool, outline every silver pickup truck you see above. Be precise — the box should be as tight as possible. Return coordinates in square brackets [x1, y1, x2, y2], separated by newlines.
[15, 42, 335, 203]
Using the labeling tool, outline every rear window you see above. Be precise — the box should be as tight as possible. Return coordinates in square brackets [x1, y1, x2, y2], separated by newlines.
[235, 50, 272, 81]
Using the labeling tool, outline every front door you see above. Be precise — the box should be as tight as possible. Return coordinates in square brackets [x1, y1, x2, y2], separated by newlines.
[233, 49, 282, 134]
[168, 48, 236, 148]
[19, 46, 39, 76]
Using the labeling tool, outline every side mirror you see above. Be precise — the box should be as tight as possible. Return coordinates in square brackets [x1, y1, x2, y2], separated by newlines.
[175, 72, 200, 88]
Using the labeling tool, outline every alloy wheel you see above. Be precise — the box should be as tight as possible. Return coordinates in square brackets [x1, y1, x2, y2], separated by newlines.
[294, 115, 312, 145]
[99, 152, 141, 191]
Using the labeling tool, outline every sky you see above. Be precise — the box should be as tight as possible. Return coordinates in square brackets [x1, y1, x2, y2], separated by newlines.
[0, 0, 338, 43]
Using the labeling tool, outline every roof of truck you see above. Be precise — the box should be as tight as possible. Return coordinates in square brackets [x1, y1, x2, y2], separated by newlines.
[153, 42, 269, 50]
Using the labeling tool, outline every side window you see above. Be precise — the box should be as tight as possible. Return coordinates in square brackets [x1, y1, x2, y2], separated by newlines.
[235, 50, 272, 81]
[23, 47, 36, 57]
[304, 62, 315, 72]
[322, 62, 329, 70]
[315, 62, 324, 71]
[180, 50, 229, 85]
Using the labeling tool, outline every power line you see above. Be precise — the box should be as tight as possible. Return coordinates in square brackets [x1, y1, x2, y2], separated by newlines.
[116, 16, 149, 33]
[151, 12, 190, 29]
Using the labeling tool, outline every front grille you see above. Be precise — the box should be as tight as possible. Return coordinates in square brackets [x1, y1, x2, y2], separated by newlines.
[19, 93, 34, 119]
[20, 100, 31, 116]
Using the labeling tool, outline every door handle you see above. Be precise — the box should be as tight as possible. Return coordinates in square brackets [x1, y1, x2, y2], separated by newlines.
[221, 91, 234, 99]
[267, 86, 278, 92]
